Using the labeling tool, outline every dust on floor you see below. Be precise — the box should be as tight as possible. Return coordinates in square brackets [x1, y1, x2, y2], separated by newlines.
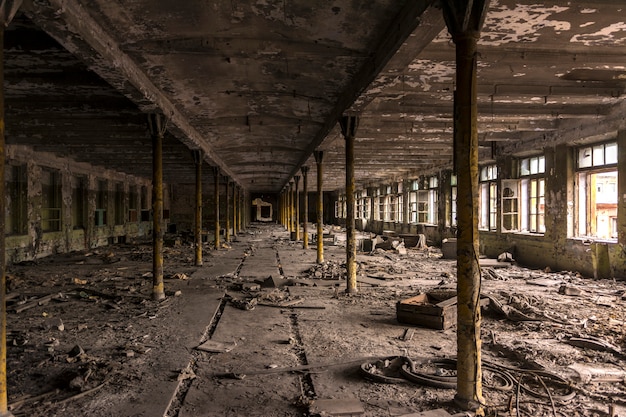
[4, 223, 625, 417]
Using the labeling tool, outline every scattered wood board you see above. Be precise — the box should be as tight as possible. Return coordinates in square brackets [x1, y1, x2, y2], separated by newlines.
[399, 409, 452, 417]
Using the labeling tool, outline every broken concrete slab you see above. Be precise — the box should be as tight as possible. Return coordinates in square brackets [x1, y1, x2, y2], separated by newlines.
[196, 340, 237, 353]
[309, 398, 365, 416]
[256, 275, 285, 288]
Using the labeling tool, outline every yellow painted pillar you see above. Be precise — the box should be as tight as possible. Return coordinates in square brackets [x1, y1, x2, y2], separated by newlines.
[147, 113, 166, 301]
[193, 150, 203, 266]
[301, 166, 310, 249]
[213, 167, 220, 249]
[340, 116, 359, 293]
[232, 182, 237, 239]
[294, 175, 301, 240]
[442, 1, 490, 413]
[314, 151, 324, 263]
[0, 8, 20, 412]
[225, 178, 231, 243]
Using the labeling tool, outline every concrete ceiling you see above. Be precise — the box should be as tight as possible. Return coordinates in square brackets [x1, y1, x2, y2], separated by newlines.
[6, 0, 626, 193]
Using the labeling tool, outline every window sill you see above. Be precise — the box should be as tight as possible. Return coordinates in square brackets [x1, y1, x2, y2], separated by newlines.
[568, 237, 617, 245]
[504, 231, 546, 237]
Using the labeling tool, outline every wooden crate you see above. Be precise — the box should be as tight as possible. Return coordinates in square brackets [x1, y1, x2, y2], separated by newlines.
[396, 293, 457, 330]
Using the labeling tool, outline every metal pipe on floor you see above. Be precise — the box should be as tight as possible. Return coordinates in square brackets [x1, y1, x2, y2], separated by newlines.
[340, 116, 358, 294]
[301, 166, 309, 249]
[314, 151, 324, 263]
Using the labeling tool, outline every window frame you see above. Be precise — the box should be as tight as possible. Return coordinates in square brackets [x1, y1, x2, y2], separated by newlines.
[575, 141, 618, 240]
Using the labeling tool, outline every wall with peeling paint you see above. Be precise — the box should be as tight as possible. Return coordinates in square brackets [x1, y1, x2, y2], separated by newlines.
[347, 136, 626, 280]
[4, 145, 155, 264]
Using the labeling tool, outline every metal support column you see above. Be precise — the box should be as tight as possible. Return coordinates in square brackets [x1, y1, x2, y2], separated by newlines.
[213, 167, 220, 249]
[314, 151, 324, 263]
[147, 113, 166, 301]
[0, 4, 21, 413]
[193, 150, 203, 266]
[288, 181, 294, 234]
[442, 1, 490, 413]
[301, 166, 310, 249]
[280, 191, 285, 227]
[225, 177, 231, 243]
[340, 116, 359, 293]
[294, 175, 301, 240]
[232, 182, 237, 239]
[236, 186, 242, 233]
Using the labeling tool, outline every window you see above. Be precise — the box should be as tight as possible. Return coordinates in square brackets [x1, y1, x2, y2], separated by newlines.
[128, 185, 138, 222]
[427, 176, 438, 224]
[335, 195, 346, 219]
[356, 191, 370, 220]
[577, 142, 617, 239]
[413, 176, 439, 225]
[6, 164, 27, 235]
[96, 180, 107, 226]
[501, 179, 519, 232]
[386, 195, 396, 222]
[520, 156, 546, 233]
[479, 165, 498, 231]
[408, 180, 419, 223]
[114, 182, 124, 225]
[417, 190, 429, 223]
[72, 176, 87, 230]
[42, 168, 62, 232]
[378, 188, 385, 221]
[450, 175, 457, 227]
[140, 185, 150, 222]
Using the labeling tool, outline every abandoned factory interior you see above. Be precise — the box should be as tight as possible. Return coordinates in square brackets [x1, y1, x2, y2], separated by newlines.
[0, 0, 625, 416]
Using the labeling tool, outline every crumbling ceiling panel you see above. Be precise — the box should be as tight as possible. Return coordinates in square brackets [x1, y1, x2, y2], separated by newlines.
[3, 0, 623, 194]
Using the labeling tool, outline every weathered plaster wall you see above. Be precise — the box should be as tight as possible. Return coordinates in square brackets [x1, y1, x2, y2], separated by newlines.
[347, 137, 626, 280]
[5, 145, 155, 264]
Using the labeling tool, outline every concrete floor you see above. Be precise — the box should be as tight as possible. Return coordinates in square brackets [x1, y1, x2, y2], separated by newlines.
[8, 223, 626, 417]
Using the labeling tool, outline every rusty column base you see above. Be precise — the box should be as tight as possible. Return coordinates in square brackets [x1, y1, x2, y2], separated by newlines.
[152, 286, 165, 301]
[453, 395, 484, 416]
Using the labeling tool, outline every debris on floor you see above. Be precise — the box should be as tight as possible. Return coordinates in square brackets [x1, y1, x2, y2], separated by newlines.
[3, 225, 626, 417]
